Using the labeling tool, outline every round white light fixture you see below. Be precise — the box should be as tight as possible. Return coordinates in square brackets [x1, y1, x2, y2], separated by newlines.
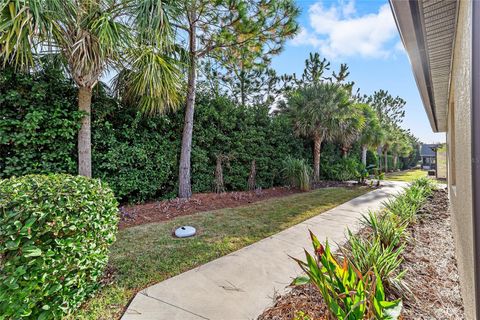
[174, 226, 196, 238]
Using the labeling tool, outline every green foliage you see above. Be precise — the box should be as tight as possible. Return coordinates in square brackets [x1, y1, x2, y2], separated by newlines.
[383, 180, 434, 225]
[349, 178, 436, 299]
[322, 156, 364, 181]
[0, 174, 118, 319]
[0, 69, 310, 202]
[293, 311, 312, 320]
[346, 232, 407, 294]
[292, 232, 402, 320]
[282, 156, 312, 191]
[91, 91, 181, 202]
[0, 68, 83, 178]
[361, 212, 406, 248]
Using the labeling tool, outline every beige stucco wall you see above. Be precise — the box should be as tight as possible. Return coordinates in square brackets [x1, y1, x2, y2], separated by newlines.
[447, 0, 474, 318]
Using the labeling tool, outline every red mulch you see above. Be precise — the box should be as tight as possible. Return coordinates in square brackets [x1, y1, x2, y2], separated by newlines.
[118, 182, 356, 230]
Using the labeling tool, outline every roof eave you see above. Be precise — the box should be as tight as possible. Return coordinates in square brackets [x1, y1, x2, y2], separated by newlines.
[389, 0, 454, 133]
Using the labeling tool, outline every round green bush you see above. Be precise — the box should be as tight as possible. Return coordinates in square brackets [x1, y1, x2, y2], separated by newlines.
[0, 174, 119, 319]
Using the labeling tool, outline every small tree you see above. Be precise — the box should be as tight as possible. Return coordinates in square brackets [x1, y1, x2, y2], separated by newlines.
[172, 0, 299, 198]
[283, 82, 351, 181]
[335, 103, 365, 158]
[358, 104, 384, 166]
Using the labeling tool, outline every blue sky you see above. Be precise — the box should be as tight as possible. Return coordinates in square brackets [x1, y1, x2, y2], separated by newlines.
[271, 0, 445, 144]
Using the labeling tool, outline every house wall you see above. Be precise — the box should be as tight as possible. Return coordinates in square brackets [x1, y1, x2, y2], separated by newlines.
[447, 0, 474, 318]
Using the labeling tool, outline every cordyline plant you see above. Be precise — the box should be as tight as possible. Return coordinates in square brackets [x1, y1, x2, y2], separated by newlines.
[291, 231, 402, 320]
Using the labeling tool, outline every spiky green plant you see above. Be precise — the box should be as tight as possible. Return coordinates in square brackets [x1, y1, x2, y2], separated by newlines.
[282, 156, 312, 191]
[346, 231, 407, 295]
[383, 180, 435, 225]
[292, 232, 403, 320]
[361, 211, 407, 248]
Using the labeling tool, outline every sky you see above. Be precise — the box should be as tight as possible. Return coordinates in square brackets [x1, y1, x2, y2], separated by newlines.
[271, 0, 446, 144]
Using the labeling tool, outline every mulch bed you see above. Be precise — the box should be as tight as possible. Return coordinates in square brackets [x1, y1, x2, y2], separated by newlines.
[401, 188, 464, 319]
[119, 182, 356, 229]
[257, 188, 465, 320]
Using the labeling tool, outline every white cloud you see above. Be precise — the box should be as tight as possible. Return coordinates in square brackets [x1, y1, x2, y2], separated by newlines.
[290, 28, 322, 47]
[291, 1, 398, 60]
[395, 40, 406, 52]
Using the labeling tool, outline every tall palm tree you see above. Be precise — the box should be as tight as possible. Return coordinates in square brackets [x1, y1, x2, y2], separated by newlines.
[335, 102, 366, 158]
[0, 0, 181, 177]
[358, 103, 384, 166]
[283, 82, 350, 181]
[390, 132, 413, 170]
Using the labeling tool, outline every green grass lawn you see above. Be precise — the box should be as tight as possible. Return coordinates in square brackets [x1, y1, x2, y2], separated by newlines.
[385, 169, 427, 182]
[71, 186, 369, 319]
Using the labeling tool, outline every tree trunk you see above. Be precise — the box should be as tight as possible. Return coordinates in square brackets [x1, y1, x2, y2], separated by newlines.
[78, 86, 93, 177]
[384, 151, 388, 173]
[377, 146, 383, 171]
[178, 19, 197, 198]
[313, 134, 322, 182]
[247, 159, 256, 191]
[214, 155, 225, 193]
[393, 154, 398, 170]
[361, 145, 367, 166]
[240, 70, 246, 106]
[341, 146, 348, 158]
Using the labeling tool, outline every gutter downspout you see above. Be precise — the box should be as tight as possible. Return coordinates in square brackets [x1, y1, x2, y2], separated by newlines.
[472, 1, 480, 318]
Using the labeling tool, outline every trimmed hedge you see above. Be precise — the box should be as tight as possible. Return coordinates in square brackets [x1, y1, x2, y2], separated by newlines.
[0, 174, 119, 319]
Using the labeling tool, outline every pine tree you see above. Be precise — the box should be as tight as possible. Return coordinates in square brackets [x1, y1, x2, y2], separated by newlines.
[172, 0, 299, 198]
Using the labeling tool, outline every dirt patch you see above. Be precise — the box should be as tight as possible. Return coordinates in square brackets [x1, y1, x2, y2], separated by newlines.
[257, 188, 465, 320]
[119, 183, 357, 230]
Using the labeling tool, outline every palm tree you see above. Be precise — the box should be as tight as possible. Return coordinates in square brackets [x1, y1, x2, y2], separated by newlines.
[390, 132, 413, 170]
[283, 82, 350, 181]
[0, 0, 181, 177]
[358, 104, 384, 166]
[335, 103, 366, 158]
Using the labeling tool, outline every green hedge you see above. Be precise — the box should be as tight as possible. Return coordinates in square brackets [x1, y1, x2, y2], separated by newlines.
[0, 68, 311, 203]
[0, 68, 83, 177]
[1, 68, 389, 203]
[0, 174, 118, 319]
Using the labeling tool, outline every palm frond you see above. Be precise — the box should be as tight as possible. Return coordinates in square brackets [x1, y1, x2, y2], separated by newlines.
[113, 45, 183, 114]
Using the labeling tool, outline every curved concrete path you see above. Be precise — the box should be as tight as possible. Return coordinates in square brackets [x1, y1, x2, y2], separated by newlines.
[122, 181, 407, 320]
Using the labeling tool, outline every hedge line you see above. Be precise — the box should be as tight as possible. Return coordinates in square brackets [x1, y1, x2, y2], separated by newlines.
[0, 68, 397, 203]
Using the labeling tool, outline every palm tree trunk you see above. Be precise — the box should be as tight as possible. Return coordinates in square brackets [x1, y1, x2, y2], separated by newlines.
[178, 19, 197, 199]
[313, 135, 322, 182]
[341, 146, 348, 158]
[361, 145, 367, 166]
[78, 86, 93, 177]
[393, 154, 398, 170]
[377, 146, 383, 171]
[384, 150, 388, 173]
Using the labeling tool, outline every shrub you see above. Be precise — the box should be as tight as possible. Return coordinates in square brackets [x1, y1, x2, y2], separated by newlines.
[383, 180, 434, 225]
[361, 211, 407, 248]
[292, 232, 402, 320]
[0, 67, 83, 178]
[411, 177, 436, 192]
[0, 174, 119, 319]
[321, 157, 364, 181]
[0, 67, 311, 203]
[282, 156, 312, 191]
[346, 231, 407, 295]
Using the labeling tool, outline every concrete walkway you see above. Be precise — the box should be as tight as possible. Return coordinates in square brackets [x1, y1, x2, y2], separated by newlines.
[122, 181, 407, 320]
